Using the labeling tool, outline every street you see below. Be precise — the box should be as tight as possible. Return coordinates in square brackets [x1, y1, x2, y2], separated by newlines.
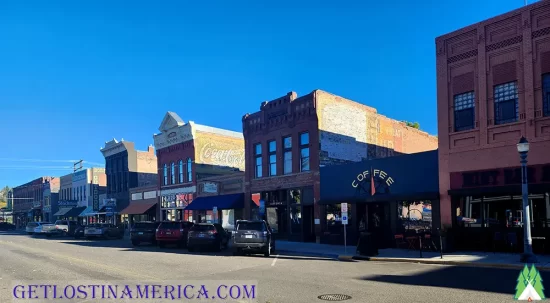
[0, 231, 527, 303]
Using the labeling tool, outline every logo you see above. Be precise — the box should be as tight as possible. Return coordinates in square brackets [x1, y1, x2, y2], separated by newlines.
[199, 142, 245, 168]
[515, 264, 545, 301]
[352, 168, 394, 196]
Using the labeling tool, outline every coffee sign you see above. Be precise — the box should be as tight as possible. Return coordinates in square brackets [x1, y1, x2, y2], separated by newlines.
[199, 142, 245, 169]
[351, 169, 395, 188]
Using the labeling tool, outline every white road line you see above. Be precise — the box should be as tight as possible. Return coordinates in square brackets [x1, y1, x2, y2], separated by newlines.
[271, 255, 279, 266]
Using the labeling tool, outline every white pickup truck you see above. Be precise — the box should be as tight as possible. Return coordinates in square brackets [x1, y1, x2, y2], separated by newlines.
[35, 223, 61, 237]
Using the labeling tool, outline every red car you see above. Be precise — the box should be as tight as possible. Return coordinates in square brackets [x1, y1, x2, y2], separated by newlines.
[155, 221, 194, 248]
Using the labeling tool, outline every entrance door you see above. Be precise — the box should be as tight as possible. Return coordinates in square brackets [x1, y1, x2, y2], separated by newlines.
[367, 203, 387, 249]
[302, 205, 315, 242]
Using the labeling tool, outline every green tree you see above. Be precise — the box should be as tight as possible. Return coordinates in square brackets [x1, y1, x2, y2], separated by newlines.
[532, 265, 545, 299]
[402, 121, 420, 129]
[515, 265, 530, 299]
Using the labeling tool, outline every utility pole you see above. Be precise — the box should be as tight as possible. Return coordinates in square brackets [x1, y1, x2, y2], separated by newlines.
[73, 160, 83, 172]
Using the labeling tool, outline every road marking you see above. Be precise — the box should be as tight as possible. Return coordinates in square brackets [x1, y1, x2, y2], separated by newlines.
[271, 255, 279, 266]
[0, 240, 162, 281]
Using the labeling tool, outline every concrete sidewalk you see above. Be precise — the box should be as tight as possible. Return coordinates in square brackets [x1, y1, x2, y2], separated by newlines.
[275, 240, 550, 269]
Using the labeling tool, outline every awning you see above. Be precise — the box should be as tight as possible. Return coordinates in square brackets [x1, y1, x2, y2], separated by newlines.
[185, 193, 244, 211]
[78, 206, 95, 217]
[120, 202, 157, 215]
[64, 207, 86, 218]
[53, 208, 72, 216]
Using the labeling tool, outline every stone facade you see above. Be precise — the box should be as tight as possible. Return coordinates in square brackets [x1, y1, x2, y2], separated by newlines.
[436, 0, 550, 228]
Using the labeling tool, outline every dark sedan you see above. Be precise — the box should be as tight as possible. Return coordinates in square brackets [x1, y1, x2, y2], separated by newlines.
[187, 223, 230, 252]
[130, 221, 160, 246]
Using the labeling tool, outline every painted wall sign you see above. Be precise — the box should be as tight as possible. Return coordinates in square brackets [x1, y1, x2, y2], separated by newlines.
[143, 191, 157, 199]
[198, 142, 245, 169]
[131, 193, 143, 201]
[351, 169, 395, 188]
[154, 127, 193, 150]
[450, 164, 550, 189]
[58, 201, 78, 208]
[72, 170, 87, 183]
[92, 176, 100, 211]
[203, 182, 218, 194]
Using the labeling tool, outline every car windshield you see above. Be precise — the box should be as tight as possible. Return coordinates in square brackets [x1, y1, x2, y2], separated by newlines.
[237, 222, 265, 231]
[55, 220, 67, 225]
[191, 224, 215, 231]
[159, 222, 180, 229]
[133, 222, 156, 229]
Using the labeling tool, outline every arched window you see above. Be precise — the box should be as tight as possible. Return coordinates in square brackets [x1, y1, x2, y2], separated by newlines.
[171, 162, 176, 184]
[179, 160, 184, 183]
[187, 158, 193, 182]
[163, 164, 168, 185]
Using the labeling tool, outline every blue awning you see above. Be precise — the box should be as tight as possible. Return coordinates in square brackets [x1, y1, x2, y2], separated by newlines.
[185, 193, 244, 211]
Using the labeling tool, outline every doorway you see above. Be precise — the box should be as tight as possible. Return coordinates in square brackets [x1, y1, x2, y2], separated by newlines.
[302, 205, 315, 242]
[367, 203, 389, 249]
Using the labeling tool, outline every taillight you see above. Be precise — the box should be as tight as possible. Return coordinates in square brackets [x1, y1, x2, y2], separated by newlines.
[209, 230, 217, 235]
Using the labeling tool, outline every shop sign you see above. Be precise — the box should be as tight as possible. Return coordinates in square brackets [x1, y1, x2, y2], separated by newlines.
[92, 183, 100, 211]
[161, 193, 193, 208]
[451, 164, 550, 189]
[203, 182, 218, 194]
[259, 200, 265, 215]
[58, 201, 78, 208]
[351, 169, 395, 188]
[103, 199, 116, 208]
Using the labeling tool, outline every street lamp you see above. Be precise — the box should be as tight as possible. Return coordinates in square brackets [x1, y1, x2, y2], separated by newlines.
[517, 136, 537, 263]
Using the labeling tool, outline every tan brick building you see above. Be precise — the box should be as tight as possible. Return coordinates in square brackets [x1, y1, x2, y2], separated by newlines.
[436, 1, 550, 251]
[242, 90, 438, 242]
[153, 112, 245, 222]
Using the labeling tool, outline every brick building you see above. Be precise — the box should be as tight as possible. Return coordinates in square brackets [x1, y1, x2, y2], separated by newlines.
[153, 112, 245, 223]
[12, 177, 53, 227]
[42, 178, 60, 222]
[98, 139, 157, 224]
[124, 184, 159, 224]
[436, 1, 550, 251]
[242, 90, 438, 243]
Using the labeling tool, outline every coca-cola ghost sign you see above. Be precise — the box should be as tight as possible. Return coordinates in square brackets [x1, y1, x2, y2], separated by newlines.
[199, 142, 245, 169]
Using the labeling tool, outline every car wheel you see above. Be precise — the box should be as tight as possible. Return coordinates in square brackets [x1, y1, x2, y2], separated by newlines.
[62, 230, 68, 237]
[131, 240, 140, 246]
[264, 243, 271, 257]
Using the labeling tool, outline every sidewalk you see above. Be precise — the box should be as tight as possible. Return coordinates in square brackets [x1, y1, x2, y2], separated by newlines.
[275, 240, 550, 270]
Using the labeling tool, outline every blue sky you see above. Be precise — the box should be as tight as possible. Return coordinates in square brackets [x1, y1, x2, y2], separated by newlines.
[0, 0, 532, 187]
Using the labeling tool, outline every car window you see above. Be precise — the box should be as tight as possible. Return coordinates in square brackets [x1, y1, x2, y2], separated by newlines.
[55, 220, 67, 225]
[237, 222, 265, 231]
[159, 222, 180, 229]
[191, 224, 215, 231]
[27, 223, 37, 227]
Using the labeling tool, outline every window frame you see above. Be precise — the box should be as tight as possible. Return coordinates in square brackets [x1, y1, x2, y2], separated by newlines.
[163, 164, 168, 186]
[268, 140, 276, 176]
[170, 162, 176, 185]
[299, 132, 310, 172]
[453, 91, 475, 132]
[493, 81, 519, 125]
[542, 73, 550, 117]
[187, 158, 193, 182]
[179, 160, 184, 183]
[283, 136, 292, 175]
[254, 143, 262, 178]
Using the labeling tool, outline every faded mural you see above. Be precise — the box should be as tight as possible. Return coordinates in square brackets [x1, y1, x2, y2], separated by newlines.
[194, 131, 245, 171]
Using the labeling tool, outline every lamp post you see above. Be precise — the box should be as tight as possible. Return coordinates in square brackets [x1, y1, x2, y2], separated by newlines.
[517, 136, 537, 263]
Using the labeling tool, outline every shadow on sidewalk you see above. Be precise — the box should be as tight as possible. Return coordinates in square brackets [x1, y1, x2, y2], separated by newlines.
[0, 230, 31, 236]
[359, 265, 545, 295]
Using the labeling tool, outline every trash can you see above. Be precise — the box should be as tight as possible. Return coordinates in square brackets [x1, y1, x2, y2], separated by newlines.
[356, 232, 378, 256]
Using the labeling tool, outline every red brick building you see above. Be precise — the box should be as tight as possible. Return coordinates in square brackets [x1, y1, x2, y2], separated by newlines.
[242, 90, 438, 243]
[153, 112, 245, 223]
[436, 1, 550, 251]
[12, 176, 53, 227]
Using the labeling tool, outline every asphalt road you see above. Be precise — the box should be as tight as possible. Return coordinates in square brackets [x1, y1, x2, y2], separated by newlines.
[0, 230, 533, 303]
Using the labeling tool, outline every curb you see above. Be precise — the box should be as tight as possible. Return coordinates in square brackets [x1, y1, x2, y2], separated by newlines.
[355, 256, 550, 271]
[275, 249, 340, 260]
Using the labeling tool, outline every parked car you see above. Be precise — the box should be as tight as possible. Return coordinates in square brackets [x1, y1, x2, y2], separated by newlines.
[36, 223, 61, 237]
[26, 222, 40, 234]
[73, 226, 85, 239]
[187, 223, 230, 252]
[130, 221, 160, 246]
[155, 221, 194, 248]
[84, 223, 124, 239]
[0, 222, 16, 231]
[232, 220, 275, 257]
[54, 220, 79, 236]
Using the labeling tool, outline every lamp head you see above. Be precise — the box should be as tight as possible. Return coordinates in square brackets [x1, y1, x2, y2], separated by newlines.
[517, 136, 529, 153]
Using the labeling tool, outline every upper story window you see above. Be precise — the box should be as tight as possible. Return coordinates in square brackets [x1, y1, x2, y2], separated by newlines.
[254, 143, 262, 178]
[283, 136, 292, 175]
[494, 81, 519, 125]
[543, 73, 550, 117]
[269, 140, 276, 176]
[179, 160, 184, 183]
[163, 164, 168, 186]
[170, 162, 176, 184]
[300, 132, 310, 172]
[453, 91, 475, 132]
[187, 158, 193, 182]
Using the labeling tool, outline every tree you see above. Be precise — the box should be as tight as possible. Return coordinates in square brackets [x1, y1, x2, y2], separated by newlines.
[532, 265, 545, 299]
[402, 121, 420, 129]
[515, 265, 530, 299]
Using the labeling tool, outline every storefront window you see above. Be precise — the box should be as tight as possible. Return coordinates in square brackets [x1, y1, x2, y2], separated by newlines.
[398, 200, 432, 231]
[290, 189, 301, 204]
[325, 204, 352, 233]
[290, 205, 301, 234]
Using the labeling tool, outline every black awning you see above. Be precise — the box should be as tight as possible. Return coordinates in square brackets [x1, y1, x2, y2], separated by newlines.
[185, 193, 244, 211]
[63, 207, 86, 218]
[318, 192, 440, 205]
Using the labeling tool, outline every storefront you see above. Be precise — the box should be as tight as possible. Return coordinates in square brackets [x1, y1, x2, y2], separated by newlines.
[160, 186, 196, 222]
[448, 165, 550, 252]
[53, 200, 78, 221]
[121, 188, 158, 224]
[318, 150, 440, 247]
[184, 193, 245, 230]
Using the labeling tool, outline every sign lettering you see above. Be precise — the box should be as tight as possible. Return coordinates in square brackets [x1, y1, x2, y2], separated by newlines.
[199, 142, 245, 169]
[351, 169, 395, 188]
[92, 184, 99, 211]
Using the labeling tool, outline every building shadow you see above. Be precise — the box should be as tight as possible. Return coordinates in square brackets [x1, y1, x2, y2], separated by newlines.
[359, 265, 542, 295]
[0, 230, 29, 236]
